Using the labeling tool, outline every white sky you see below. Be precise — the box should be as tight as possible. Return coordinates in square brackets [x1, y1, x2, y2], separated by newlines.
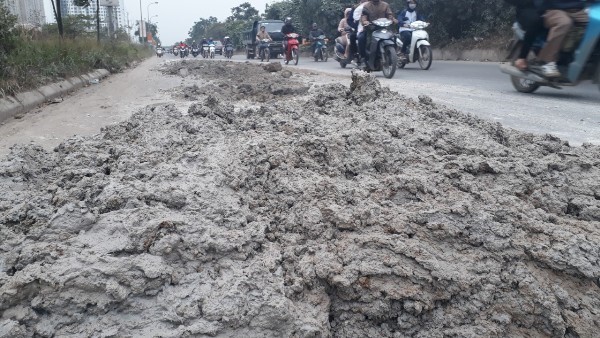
[44, 0, 272, 45]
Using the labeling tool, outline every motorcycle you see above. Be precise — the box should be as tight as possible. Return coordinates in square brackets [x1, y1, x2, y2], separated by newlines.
[313, 35, 328, 62]
[225, 43, 234, 58]
[284, 33, 300, 65]
[173, 47, 179, 57]
[334, 27, 357, 68]
[209, 43, 216, 59]
[156, 47, 164, 58]
[258, 39, 271, 62]
[202, 44, 209, 58]
[364, 18, 398, 79]
[191, 46, 200, 58]
[396, 20, 432, 70]
[179, 46, 187, 59]
[500, 3, 600, 93]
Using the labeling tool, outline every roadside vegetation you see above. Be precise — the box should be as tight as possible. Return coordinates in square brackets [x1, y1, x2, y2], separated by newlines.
[0, 3, 152, 98]
[188, 1, 514, 49]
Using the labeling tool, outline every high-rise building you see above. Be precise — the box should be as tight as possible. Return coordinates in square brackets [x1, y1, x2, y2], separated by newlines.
[3, 0, 46, 27]
[59, 0, 126, 31]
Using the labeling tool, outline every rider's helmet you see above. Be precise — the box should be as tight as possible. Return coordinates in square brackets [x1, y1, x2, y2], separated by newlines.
[284, 17, 292, 24]
[312, 23, 318, 30]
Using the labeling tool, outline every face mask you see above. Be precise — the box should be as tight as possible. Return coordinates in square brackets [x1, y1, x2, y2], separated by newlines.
[409, 4, 417, 9]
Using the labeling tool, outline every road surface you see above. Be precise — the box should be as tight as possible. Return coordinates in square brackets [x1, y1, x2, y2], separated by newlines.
[0, 53, 598, 157]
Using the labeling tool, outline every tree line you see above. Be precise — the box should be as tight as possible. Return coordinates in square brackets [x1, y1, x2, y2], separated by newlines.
[187, 0, 514, 47]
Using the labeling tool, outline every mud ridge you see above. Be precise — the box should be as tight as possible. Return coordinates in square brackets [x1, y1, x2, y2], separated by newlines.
[1, 60, 599, 338]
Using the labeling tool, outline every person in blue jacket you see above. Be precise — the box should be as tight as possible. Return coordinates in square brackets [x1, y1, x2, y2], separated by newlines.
[397, 0, 426, 56]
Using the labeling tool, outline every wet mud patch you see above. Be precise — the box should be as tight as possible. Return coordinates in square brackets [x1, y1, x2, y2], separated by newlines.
[1, 61, 599, 338]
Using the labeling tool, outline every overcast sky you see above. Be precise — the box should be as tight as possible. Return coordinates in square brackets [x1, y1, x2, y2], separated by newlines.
[44, 0, 272, 45]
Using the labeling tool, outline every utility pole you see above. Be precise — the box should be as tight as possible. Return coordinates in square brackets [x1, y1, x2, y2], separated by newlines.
[139, 0, 143, 43]
[55, 0, 63, 37]
[96, 0, 100, 43]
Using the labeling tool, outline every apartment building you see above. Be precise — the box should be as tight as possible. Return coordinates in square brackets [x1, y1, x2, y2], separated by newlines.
[60, 0, 126, 30]
[3, 0, 46, 27]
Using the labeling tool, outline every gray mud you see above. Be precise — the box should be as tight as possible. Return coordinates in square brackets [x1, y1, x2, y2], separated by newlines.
[1, 60, 599, 338]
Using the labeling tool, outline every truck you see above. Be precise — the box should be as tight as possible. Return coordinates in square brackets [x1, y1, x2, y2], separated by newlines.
[242, 20, 285, 59]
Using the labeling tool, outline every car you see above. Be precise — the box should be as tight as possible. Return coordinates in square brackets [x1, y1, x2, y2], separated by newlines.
[214, 41, 224, 55]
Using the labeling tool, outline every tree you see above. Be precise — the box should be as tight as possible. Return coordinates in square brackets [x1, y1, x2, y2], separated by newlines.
[188, 17, 219, 42]
[0, 2, 18, 62]
[73, 0, 101, 42]
[227, 2, 259, 22]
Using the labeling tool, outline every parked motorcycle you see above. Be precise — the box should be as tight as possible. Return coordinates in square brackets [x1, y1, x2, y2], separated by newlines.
[284, 33, 300, 65]
[396, 21, 432, 70]
[191, 46, 200, 58]
[313, 35, 328, 62]
[258, 39, 271, 62]
[156, 47, 164, 58]
[225, 43, 234, 58]
[500, 3, 600, 93]
[173, 47, 179, 57]
[365, 18, 397, 79]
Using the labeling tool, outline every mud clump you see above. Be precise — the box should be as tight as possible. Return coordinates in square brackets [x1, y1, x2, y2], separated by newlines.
[1, 60, 600, 338]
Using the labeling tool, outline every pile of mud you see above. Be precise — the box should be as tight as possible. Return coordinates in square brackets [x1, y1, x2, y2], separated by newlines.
[1, 60, 599, 337]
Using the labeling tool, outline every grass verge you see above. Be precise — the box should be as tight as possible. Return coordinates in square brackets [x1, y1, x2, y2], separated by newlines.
[0, 38, 152, 98]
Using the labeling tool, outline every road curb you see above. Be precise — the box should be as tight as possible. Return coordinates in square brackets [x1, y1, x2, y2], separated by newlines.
[0, 69, 110, 125]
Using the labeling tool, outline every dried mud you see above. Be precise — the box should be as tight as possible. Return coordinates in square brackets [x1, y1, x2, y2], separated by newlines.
[1, 60, 599, 338]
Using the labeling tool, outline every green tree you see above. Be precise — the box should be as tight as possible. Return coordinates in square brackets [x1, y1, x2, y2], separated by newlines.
[0, 1, 18, 57]
[227, 2, 260, 22]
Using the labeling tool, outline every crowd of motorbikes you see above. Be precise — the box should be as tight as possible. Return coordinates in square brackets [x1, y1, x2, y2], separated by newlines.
[165, 41, 235, 60]
[154, 1, 600, 93]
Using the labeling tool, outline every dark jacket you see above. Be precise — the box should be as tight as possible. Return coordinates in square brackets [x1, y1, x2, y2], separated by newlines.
[281, 23, 296, 35]
[543, 0, 586, 10]
[504, 0, 544, 9]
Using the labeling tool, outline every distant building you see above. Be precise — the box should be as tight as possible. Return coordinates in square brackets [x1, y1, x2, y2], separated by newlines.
[59, 0, 125, 31]
[3, 0, 46, 27]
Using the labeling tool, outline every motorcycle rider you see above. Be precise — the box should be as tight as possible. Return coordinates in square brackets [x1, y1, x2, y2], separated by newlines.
[503, 0, 545, 71]
[256, 25, 272, 57]
[338, 8, 353, 60]
[537, 0, 589, 77]
[191, 40, 198, 49]
[353, 0, 369, 67]
[360, 0, 397, 68]
[397, 0, 426, 57]
[179, 41, 188, 55]
[281, 17, 297, 52]
[309, 23, 325, 56]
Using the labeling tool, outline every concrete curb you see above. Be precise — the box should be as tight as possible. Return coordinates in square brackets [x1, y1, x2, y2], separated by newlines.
[0, 69, 110, 125]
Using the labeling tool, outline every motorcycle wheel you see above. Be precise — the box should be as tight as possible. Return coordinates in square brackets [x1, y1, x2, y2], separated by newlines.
[266, 48, 270, 62]
[418, 45, 433, 70]
[510, 76, 541, 93]
[292, 48, 299, 65]
[314, 49, 319, 62]
[322, 47, 328, 62]
[382, 45, 397, 79]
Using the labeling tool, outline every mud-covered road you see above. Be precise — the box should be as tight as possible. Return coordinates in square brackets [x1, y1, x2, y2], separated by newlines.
[1, 60, 599, 338]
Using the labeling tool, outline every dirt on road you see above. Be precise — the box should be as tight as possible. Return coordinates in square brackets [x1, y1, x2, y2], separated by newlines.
[1, 60, 599, 338]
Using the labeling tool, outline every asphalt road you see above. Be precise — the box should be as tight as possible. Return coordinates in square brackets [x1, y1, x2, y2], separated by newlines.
[231, 54, 600, 146]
